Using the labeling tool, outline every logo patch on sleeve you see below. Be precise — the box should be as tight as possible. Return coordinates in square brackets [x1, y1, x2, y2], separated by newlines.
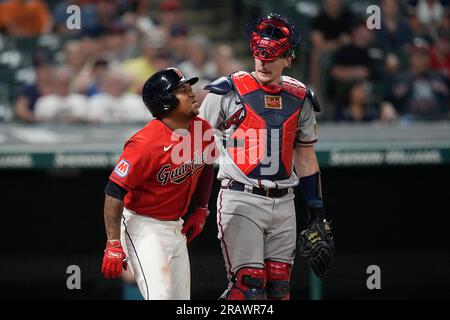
[114, 159, 130, 178]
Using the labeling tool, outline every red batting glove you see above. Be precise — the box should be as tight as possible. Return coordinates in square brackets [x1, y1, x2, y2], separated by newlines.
[182, 207, 209, 244]
[102, 239, 128, 279]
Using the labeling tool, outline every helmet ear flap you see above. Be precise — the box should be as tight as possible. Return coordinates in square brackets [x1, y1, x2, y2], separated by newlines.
[160, 94, 179, 110]
[143, 93, 179, 117]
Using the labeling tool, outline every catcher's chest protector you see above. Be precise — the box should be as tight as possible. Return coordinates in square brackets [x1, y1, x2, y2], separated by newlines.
[229, 71, 307, 180]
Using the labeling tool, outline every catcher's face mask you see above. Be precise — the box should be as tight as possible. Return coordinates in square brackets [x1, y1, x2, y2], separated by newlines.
[245, 13, 300, 61]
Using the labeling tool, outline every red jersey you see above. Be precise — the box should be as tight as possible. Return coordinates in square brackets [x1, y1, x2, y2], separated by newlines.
[109, 117, 215, 220]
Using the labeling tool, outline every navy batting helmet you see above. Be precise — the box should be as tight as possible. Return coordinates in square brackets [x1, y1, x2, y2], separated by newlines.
[142, 67, 199, 117]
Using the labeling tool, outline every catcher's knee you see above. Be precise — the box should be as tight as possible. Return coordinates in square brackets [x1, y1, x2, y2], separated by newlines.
[265, 260, 291, 300]
[226, 267, 267, 300]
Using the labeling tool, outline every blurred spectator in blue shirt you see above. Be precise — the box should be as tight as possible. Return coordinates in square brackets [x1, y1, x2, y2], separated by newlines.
[79, 0, 120, 38]
[53, 0, 97, 37]
[376, 0, 415, 52]
[376, 0, 414, 73]
[13, 55, 53, 122]
[382, 39, 450, 120]
[73, 56, 110, 96]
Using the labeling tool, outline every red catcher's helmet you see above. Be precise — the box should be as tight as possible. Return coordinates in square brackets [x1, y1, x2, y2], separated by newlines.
[244, 13, 300, 61]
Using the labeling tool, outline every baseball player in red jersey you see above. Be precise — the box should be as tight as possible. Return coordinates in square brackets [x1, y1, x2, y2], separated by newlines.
[200, 14, 334, 300]
[101, 68, 216, 300]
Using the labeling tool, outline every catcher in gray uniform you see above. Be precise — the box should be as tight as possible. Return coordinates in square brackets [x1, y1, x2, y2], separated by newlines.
[200, 13, 334, 300]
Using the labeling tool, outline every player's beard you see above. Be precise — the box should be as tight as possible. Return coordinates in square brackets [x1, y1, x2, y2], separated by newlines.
[191, 101, 200, 117]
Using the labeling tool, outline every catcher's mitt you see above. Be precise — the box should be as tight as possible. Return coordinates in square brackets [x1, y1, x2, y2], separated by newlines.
[296, 219, 334, 279]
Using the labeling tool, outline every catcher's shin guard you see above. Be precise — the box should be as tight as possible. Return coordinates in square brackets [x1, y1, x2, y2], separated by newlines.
[265, 260, 291, 300]
[224, 268, 267, 300]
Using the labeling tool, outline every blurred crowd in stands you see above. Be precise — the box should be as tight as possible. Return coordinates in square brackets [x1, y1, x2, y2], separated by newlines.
[0, 0, 449, 124]
[310, 0, 449, 122]
[0, 0, 242, 124]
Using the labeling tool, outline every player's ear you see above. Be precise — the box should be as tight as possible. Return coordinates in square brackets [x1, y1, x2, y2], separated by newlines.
[285, 56, 293, 69]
